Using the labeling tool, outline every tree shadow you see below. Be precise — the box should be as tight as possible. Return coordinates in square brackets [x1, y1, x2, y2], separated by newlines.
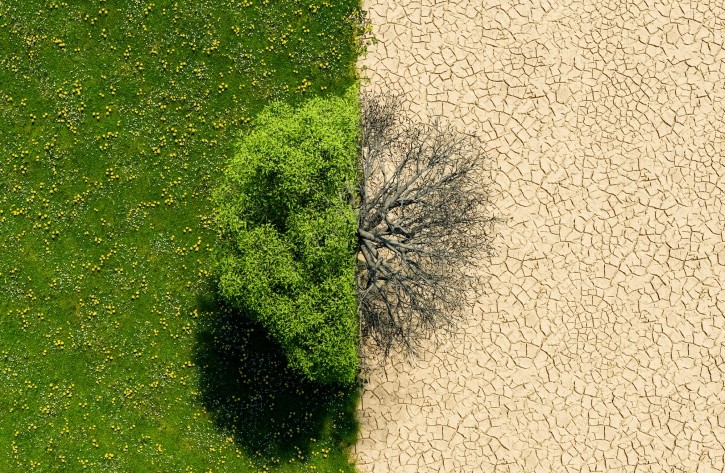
[193, 287, 360, 465]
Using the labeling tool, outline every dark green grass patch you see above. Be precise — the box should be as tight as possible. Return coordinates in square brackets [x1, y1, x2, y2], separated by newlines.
[0, 0, 360, 470]
[195, 290, 359, 470]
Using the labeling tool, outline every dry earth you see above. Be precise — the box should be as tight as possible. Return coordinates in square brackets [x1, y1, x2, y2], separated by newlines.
[355, 1, 725, 471]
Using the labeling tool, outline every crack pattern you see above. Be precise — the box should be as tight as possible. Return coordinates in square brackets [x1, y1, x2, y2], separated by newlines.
[356, 0, 725, 471]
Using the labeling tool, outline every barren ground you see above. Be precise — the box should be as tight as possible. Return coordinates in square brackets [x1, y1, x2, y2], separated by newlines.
[356, 1, 725, 471]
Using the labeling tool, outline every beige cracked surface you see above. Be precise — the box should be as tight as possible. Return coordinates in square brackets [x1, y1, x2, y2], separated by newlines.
[355, 1, 725, 471]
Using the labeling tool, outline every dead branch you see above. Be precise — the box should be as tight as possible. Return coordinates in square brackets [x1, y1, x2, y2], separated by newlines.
[357, 91, 500, 357]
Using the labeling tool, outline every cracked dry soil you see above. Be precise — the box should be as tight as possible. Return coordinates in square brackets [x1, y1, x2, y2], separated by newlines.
[356, 1, 725, 472]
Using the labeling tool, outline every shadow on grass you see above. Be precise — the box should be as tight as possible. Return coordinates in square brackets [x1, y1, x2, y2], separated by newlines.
[193, 288, 360, 466]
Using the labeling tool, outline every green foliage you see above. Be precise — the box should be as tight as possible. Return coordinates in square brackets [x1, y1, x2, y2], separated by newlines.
[215, 89, 360, 385]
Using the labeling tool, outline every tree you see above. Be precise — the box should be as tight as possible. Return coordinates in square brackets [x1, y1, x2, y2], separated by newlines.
[356, 91, 499, 357]
[214, 89, 360, 385]
[214, 89, 498, 383]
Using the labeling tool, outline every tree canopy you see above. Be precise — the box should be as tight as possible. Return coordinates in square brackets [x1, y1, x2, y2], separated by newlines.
[214, 89, 360, 385]
[214, 89, 498, 383]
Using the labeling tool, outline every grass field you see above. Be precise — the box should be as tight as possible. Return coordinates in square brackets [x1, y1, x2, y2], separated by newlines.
[0, 0, 361, 471]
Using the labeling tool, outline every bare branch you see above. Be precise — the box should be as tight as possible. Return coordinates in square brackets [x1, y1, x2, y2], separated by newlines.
[357, 91, 501, 358]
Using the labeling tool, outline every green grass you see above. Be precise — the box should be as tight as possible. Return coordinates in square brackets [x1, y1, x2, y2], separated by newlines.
[0, 0, 361, 471]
